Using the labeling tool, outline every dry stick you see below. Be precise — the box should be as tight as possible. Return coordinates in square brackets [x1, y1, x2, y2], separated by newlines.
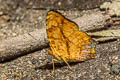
[0, 28, 48, 62]
[88, 29, 120, 37]
[92, 37, 119, 42]
[0, 11, 110, 62]
[73, 11, 110, 31]
[88, 29, 120, 41]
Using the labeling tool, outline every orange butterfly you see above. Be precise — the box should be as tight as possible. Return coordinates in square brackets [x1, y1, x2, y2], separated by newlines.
[46, 10, 95, 74]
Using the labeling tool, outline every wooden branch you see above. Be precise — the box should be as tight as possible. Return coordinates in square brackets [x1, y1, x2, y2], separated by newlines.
[0, 28, 48, 62]
[0, 11, 110, 62]
[73, 11, 110, 31]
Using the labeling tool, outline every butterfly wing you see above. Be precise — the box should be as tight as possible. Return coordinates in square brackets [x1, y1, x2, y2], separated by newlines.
[46, 10, 95, 62]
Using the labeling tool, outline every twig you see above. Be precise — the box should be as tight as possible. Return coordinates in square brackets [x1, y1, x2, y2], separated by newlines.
[88, 29, 120, 37]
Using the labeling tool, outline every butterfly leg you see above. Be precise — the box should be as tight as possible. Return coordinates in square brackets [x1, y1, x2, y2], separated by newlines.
[62, 57, 72, 70]
[51, 58, 58, 74]
[47, 49, 57, 74]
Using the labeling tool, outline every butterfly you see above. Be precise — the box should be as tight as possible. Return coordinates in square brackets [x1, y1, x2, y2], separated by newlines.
[46, 10, 95, 74]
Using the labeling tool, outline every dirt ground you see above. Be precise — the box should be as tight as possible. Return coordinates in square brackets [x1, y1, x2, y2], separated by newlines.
[0, 0, 120, 80]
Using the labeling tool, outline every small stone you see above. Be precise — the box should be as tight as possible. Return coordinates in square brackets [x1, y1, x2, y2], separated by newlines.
[111, 63, 120, 75]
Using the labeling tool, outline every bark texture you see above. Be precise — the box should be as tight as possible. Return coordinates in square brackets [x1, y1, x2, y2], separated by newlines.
[0, 28, 48, 62]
